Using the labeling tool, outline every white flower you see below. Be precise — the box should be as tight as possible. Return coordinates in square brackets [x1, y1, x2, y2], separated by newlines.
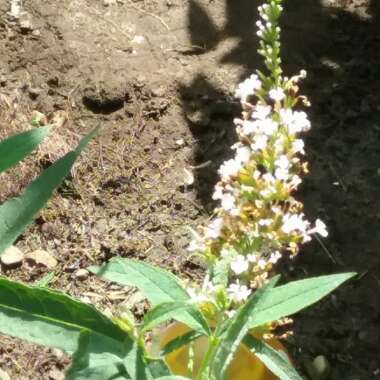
[205, 218, 223, 239]
[251, 135, 268, 151]
[275, 168, 289, 181]
[235, 146, 251, 163]
[262, 173, 275, 184]
[280, 109, 311, 134]
[259, 118, 278, 135]
[269, 251, 282, 264]
[289, 174, 302, 189]
[275, 155, 290, 170]
[282, 213, 310, 234]
[240, 120, 259, 135]
[187, 287, 208, 303]
[212, 184, 224, 200]
[257, 258, 268, 269]
[235, 74, 262, 103]
[279, 109, 293, 125]
[247, 254, 257, 263]
[219, 159, 241, 180]
[293, 139, 305, 154]
[226, 310, 236, 318]
[309, 219, 328, 238]
[252, 170, 261, 180]
[252, 105, 271, 120]
[221, 192, 237, 213]
[260, 186, 276, 197]
[269, 88, 285, 101]
[227, 281, 252, 302]
[230, 255, 249, 275]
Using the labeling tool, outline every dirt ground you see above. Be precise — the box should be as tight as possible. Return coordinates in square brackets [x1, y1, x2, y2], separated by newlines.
[0, 0, 380, 379]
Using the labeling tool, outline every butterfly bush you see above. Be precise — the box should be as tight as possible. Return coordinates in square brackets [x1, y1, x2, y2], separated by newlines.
[187, 0, 328, 315]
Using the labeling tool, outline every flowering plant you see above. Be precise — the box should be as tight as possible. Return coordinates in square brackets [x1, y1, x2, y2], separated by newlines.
[0, 1, 355, 379]
[188, 0, 328, 318]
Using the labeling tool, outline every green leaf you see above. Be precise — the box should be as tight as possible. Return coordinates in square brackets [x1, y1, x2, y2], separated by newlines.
[89, 258, 188, 306]
[243, 334, 302, 380]
[0, 277, 129, 353]
[210, 259, 229, 287]
[211, 276, 280, 380]
[89, 259, 209, 337]
[142, 302, 210, 336]
[33, 271, 55, 287]
[66, 332, 129, 380]
[0, 126, 99, 255]
[156, 377, 190, 380]
[0, 125, 52, 173]
[248, 272, 356, 329]
[146, 358, 171, 379]
[122, 343, 150, 380]
[160, 330, 202, 356]
[123, 343, 171, 380]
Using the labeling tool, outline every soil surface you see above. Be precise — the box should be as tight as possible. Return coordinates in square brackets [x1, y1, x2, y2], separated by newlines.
[0, 0, 380, 379]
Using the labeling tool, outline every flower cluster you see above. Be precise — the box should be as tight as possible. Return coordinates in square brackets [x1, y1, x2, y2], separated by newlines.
[187, 0, 327, 311]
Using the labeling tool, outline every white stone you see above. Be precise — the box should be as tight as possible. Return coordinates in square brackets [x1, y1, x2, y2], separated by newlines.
[0, 245, 24, 268]
[25, 249, 58, 269]
[74, 269, 89, 280]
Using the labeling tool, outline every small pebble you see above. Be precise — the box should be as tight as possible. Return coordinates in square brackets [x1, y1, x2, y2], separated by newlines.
[103, 0, 116, 6]
[19, 19, 33, 32]
[306, 355, 331, 380]
[183, 168, 194, 185]
[25, 249, 58, 269]
[74, 269, 89, 281]
[131, 35, 146, 44]
[0, 246, 24, 269]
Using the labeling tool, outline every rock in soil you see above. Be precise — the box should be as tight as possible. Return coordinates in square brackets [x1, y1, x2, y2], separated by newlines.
[0, 246, 24, 269]
[305, 355, 331, 380]
[74, 268, 89, 280]
[25, 249, 58, 269]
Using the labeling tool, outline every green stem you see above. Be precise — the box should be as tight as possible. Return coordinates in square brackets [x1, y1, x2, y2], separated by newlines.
[195, 336, 219, 380]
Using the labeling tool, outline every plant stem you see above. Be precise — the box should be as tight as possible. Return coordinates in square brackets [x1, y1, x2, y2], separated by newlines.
[195, 336, 219, 380]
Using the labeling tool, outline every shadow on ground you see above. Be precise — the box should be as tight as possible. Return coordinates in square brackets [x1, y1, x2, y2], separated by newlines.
[178, 0, 380, 378]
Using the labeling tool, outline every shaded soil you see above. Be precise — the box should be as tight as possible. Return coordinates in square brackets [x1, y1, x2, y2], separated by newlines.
[0, 0, 380, 379]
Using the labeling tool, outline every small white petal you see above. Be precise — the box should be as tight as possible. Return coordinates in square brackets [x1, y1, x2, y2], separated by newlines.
[227, 281, 252, 302]
[230, 255, 249, 275]
[205, 218, 223, 239]
[269, 88, 285, 101]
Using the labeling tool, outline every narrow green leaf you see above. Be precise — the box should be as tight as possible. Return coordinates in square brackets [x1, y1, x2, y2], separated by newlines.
[243, 335, 302, 380]
[156, 377, 190, 380]
[0, 126, 99, 254]
[0, 277, 129, 353]
[33, 271, 55, 287]
[142, 302, 210, 336]
[89, 258, 188, 306]
[248, 272, 356, 329]
[0, 125, 52, 173]
[66, 332, 129, 380]
[211, 276, 280, 380]
[160, 330, 202, 356]
[89, 259, 209, 337]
